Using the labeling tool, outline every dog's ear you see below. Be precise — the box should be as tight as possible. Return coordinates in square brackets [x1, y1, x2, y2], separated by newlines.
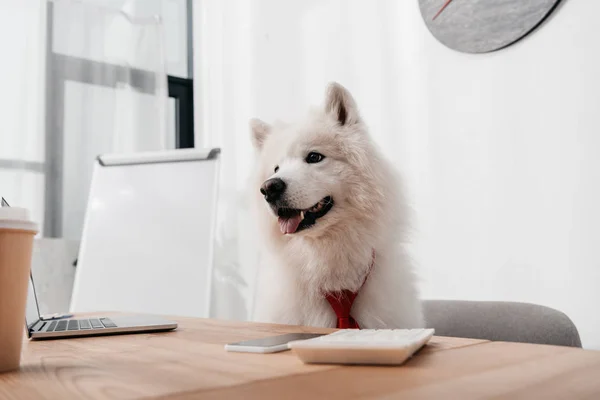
[250, 118, 272, 149]
[324, 82, 360, 126]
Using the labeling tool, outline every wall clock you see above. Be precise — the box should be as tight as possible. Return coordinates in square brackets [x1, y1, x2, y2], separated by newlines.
[418, 0, 563, 53]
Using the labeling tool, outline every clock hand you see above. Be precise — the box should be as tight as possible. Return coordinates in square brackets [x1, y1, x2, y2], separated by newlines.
[432, 0, 454, 20]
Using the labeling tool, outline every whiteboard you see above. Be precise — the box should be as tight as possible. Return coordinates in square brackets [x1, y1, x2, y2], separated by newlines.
[70, 148, 220, 317]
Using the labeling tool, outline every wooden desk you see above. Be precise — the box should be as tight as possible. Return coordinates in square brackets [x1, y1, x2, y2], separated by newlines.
[2, 317, 600, 399]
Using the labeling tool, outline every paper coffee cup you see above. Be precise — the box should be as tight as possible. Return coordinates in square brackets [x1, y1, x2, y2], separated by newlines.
[0, 207, 38, 373]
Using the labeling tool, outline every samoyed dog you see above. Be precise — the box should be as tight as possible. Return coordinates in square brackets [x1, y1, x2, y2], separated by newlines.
[250, 82, 424, 329]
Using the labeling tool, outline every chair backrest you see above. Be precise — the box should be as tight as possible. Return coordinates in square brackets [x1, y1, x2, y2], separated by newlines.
[31, 238, 79, 315]
[423, 299, 582, 347]
[70, 148, 220, 318]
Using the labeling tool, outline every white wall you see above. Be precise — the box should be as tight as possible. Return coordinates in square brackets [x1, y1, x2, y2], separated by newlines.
[399, 0, 600, 350]
[195, 0, 600, 348]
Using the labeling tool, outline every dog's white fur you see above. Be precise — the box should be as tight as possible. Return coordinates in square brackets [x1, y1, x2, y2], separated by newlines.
[250, 82, 424, 328]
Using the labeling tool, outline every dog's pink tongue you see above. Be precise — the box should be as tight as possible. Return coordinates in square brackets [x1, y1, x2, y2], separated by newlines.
[278, 215, 302, 234]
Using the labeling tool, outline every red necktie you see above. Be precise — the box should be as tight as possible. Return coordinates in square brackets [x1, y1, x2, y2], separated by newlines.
[324, 251, 375, 329]
[325, 290, 361, 329]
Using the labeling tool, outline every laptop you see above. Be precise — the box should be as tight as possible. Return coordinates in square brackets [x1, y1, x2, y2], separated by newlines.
[25, 271, 177, 339]
[0, 199, 177, 339]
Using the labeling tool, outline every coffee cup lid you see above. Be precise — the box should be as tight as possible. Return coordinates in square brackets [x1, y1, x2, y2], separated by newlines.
[0, 207, 39, 233]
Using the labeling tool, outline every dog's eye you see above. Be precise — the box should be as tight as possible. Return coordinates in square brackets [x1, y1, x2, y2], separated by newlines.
[305, 152, 325, 164]
[274, 165, 279, 173]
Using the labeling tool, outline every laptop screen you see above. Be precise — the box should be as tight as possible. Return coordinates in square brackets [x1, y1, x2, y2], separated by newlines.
[25, 273, 42, 334]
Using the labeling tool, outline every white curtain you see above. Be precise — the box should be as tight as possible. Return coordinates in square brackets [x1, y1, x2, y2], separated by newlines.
[0, 1, 47, 230]
[0, 0, 170, 240]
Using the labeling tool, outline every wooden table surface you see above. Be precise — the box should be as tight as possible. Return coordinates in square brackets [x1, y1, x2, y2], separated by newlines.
[1, 316, 600, 399]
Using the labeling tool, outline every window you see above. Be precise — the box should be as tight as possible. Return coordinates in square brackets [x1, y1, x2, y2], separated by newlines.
[43, 0, 194, 238]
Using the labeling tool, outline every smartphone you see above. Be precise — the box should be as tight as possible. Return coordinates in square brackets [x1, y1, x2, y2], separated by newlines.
[224, 333, 326, 353]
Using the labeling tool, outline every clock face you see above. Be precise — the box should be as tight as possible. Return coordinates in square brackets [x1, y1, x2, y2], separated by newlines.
[419, 0, 562, 53]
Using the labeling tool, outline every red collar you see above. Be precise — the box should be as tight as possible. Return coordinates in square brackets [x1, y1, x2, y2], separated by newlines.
[324, 250, 375, 329]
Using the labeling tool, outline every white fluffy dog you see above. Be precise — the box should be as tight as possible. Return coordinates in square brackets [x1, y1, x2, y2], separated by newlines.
[250, 82, 424, 329]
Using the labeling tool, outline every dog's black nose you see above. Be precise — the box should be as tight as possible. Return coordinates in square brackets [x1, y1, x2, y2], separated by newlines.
[260, 178, 286, 203]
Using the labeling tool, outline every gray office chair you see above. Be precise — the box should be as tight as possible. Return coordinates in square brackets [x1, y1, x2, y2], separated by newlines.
[423, 300, 582, 348]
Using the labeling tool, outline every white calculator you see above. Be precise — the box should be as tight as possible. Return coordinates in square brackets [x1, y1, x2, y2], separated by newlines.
[288, 328, 435, 365]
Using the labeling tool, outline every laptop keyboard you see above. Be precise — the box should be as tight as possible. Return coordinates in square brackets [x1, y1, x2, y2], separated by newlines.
[54, 320, 67, 331]
[90, 319, 104, 329]
[79, 320, 91, 329]
[44, 318, 117, 332]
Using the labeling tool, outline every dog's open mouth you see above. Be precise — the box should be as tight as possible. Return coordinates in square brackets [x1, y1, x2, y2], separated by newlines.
[277, 196, 334, 234]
